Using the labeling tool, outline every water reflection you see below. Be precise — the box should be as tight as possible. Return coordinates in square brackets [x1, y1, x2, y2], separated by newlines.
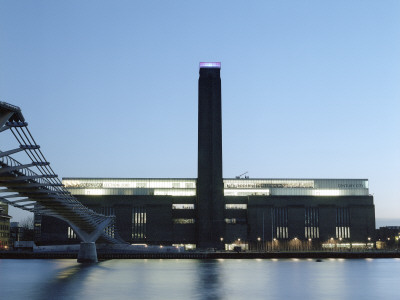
[194, 260, 222, 300]
[1, 259, 400, 300]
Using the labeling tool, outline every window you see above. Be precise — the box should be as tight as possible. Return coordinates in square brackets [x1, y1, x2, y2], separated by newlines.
[172, 204, 195, 209]
[225, 218, 246, 224]
[273, 207, 288, 239]
[336, 208, 350, 239]
[132, 207, 146, 240]
[67, 227, 77, 239]
[305, 207, 319, 239]
[173, 219, 195, 224]
[225, 204, 247, 209]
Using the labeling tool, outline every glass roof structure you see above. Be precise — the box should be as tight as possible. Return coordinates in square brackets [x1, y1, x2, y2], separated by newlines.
[63, 178, 369, 197]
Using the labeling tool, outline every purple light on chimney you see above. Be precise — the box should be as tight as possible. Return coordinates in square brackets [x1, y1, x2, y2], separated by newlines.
[199, 62, 221, 69]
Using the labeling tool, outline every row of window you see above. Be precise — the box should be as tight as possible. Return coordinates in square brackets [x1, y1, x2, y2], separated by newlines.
[64, 179, 196, 189]
[67, 227, 76, 239]
[132, 207, 146, 239]
[65, 179, 367, 190]
[0, 232, 9, 238]
[0, 225, 9, 231]
[89, 206, 352, 242]
[272, 227, 349, 240]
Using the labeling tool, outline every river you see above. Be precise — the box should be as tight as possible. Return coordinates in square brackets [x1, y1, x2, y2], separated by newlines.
[0, 258, 399, 299]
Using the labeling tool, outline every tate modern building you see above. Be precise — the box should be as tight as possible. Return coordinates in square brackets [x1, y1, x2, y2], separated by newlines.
[36, 63, 375, 250]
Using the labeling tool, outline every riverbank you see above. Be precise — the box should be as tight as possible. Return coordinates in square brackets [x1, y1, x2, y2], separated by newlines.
[1, 250, 400, 260]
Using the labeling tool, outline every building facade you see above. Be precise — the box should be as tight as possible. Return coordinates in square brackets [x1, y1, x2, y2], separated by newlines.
[35, 177, 375, 249]
[0, 203, 11, 249]
[35, 63, 375, 249]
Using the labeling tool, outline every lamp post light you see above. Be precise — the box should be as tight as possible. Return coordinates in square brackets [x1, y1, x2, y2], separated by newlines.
[330, 237, 335, 251]
[367, 237, 372, 251]
[257, 237, 261, 252]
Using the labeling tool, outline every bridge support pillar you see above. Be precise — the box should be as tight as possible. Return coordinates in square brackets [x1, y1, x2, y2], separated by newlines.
[77, 242, 98, 263]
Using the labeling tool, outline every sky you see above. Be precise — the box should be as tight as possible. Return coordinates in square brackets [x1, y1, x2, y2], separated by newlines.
[1, 1, 399, 226]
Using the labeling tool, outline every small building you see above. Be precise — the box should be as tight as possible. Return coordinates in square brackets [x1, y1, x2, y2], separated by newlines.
[10, 222, 34, 248]
[0, 203, 11, 250]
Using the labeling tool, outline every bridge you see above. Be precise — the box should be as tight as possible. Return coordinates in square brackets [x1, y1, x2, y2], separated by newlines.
[0, 101, 126, 262]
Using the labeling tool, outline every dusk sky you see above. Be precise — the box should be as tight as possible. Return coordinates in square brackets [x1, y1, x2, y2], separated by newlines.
[1, 1, 399, 225]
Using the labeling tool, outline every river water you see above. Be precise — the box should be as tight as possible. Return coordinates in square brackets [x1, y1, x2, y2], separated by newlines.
[0, 258, 399, 300]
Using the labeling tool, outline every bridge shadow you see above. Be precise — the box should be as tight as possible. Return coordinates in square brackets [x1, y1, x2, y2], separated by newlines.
[33, 260, 112, 300]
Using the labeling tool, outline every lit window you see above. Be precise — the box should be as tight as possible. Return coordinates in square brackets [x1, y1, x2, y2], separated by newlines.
[67, 227, 77, 239]
[173, 219, 195, 224]
[336, 208, 350, 239]
[225, 218, 246, 224]
[225, 218, 236, 224]
[132, 207, 146, 240]
[224, 189, 269, 196]
[84, 189, 104, 195]
[172, 204, 195, 209]
[154, 190, 196, 196]
[225, 204, 247, 209]
[312, 189, 340, 196]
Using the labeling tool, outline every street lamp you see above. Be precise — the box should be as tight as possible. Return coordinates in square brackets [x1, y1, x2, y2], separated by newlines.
[293, 237, 299, 251]
[329, 238, 334, 251]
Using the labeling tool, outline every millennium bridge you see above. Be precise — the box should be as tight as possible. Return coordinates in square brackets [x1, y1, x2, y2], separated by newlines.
[0, 101, 125, 262]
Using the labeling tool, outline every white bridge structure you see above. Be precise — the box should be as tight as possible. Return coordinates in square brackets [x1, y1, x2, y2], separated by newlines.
[0, 101, 126, 262]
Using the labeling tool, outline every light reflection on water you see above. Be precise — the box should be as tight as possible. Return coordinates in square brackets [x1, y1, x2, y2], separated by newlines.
[0, 258, 399, 300]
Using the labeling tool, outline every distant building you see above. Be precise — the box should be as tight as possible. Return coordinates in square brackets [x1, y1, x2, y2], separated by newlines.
[375, 226, 400, 249]
[36, 63, 376, 250]
[0, 203, 11, 249]
[9, 222, 34, 248]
